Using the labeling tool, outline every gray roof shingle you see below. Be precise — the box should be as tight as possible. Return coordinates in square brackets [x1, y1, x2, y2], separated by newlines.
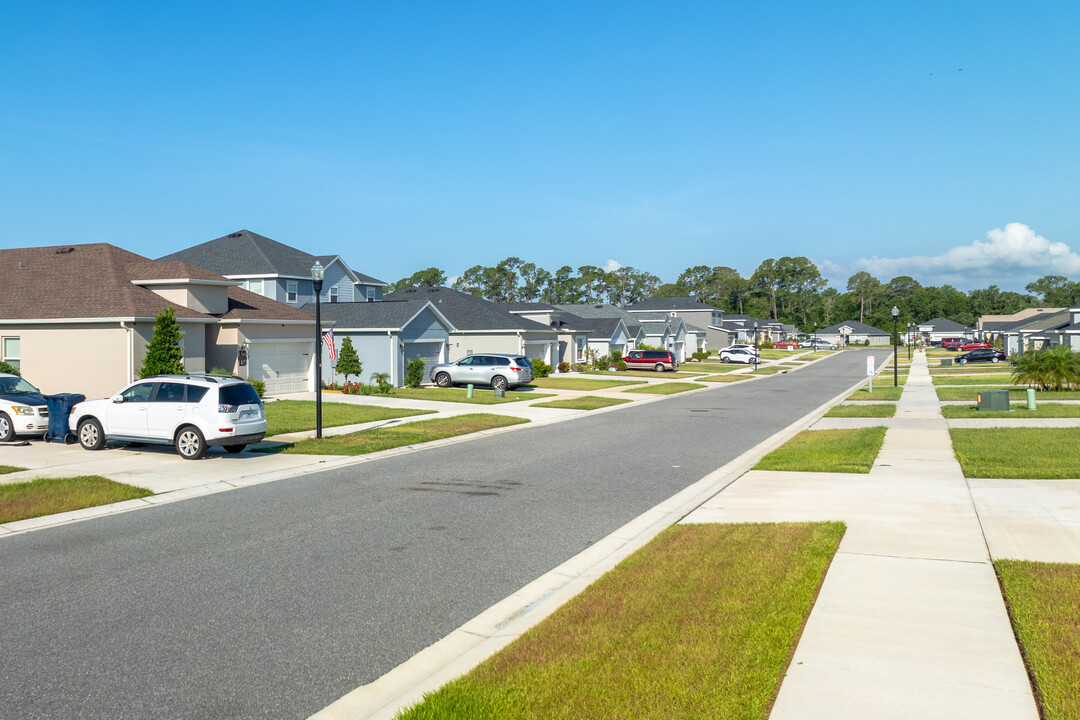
[383, 287, 552, 332]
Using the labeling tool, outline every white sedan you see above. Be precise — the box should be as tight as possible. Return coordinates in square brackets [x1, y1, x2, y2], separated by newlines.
[719, 348, 760, 364]
[0, 373, 49, 441]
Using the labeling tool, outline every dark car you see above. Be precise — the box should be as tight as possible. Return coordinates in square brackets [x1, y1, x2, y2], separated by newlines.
[624, 350, 679, 371]
[956, 348, 1006, 364]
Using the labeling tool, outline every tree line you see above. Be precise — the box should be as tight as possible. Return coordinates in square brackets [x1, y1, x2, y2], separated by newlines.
[390, 259, 1080, 331]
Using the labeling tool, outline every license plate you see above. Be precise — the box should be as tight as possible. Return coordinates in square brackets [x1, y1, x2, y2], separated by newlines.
[238, 409, 260, 421]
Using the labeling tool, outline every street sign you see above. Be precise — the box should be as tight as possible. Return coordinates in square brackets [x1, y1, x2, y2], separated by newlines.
[866, 356, 875, 376]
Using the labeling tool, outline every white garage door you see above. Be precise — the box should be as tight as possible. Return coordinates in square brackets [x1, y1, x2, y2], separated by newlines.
[250, 343, 310, 395]
[524, 343, 547, 361]
[403, 342, 442, 381]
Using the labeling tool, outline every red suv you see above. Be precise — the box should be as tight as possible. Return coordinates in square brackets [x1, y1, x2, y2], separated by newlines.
[624, 350, 679, 371]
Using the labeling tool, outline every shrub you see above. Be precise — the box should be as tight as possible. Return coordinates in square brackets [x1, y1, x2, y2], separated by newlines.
[531, 359, 553, 378]
[371, 372, 392, 394]
[614, 360, 627, 371]
[636, 343, 660, 351]
[249, 379, 266, 398]
[209, 367, 233, 376]
[571, 363, 588, 372]
[0, 361, 19, 376]
[761, 339, 774, 349]
[341, 381, 360, 395]
[610, 349, 623, 363]
[1012, 345, 1080, 391]
[863, 339, 870, 346]
[404, 357, 427, 388]
[138, 307, 185, 378]
[557, 361, 569, 373]
[692, 351, 709, 361]
[595, 355, 611, 371]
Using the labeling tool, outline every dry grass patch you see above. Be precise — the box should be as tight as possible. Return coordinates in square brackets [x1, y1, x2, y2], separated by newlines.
[996, 560, 1080, 720]
[396, 522, 845, 720]
[0, 476, 152, 524]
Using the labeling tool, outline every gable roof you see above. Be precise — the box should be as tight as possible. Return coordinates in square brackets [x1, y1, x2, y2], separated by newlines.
[625, 296, 718, 312]
[820, 320, 890, 335]
[382, 287, 553, 332]
[918, 317, 971, 332]
[0, 243, 314, 322]
[159, 229, 387, 286]
[558, 313, 626, 340]
[301, 298, 451, 331]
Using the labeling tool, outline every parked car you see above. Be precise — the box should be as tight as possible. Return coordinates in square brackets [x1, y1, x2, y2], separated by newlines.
[429, 353, 534, 390]
[773, 340, 800, 349]
[936, 337, 966, 348]
[623, 349, 679, 371]
[722, 343, 759, 355]
[719, 348, 760, 364]
[69, 375, 266, 459]
[956, 348, 1007, 364]
[799, 338, 839, 350]
[0, 373, 48, 442]
[955, 342, 990, 351]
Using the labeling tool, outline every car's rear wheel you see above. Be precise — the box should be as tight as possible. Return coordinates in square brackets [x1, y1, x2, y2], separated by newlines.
[491, 375, 508, 391]
[175, 426, 206, 460]
[721, 356, 730, 363]
[992, 357, 1000, 363]
[78, 418, 105, 451]
[435, 372, 452, 388]
[0, 412, 14, 442]
[224, 444, 246, 454]
[654, 363, 665, 372]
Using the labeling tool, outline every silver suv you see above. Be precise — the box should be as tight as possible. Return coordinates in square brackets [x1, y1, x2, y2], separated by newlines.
[429, 354, 534, 390]
[69, 375, 267, 459]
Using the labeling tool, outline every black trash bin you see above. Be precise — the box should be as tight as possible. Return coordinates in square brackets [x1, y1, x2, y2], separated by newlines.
[43, 393, 85, 443]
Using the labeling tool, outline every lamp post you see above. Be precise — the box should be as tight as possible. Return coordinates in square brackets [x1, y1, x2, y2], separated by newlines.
[813, 322, 817, 347]
[908, 323, 914, 361]
[892, 306, 900, 387]
[312, 261, 324, 439]
[752, 321, 759, 365]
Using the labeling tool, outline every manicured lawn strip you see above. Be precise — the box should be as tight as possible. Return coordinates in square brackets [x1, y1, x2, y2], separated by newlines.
[847, 386, 904, 401]
[396, 522, 845, 720]
[950, 428, 1080, 478]
[530, 396, 633, 411]
[680, 363, 742, 373]
[931, 374, 1017, 386]
[277, 414, 529, 456]
[930, 366, 1013, 374]
[936, 387, 1080, 402]
[824, 403, 897, 418]
[754, 427, 888, 473]
[996, 560, 1080, 720]
[941, 403, 1080, 419]
[582, 370, 701, 379]
[386, 387, 553, 404]
[749, 366, 783, 375]
[701, 374, 752, 382]
[0, 465, 27, 475]
[528, 378, 645, 391]
[622, 382, 706, 395]
[0, 476, 152, 524]
[266, 400, 436, 436]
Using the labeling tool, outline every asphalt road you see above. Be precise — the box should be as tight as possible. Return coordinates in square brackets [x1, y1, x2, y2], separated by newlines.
[0, 349, 891, 719]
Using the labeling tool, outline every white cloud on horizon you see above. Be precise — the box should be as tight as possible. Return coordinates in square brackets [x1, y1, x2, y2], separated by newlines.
[821, 223, 1080, 289]
[602, 258, 623, 272]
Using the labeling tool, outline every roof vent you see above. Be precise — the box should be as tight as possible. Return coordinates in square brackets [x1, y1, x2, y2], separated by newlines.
[228, 232, 242, 238]
[55, 247, 75, 255]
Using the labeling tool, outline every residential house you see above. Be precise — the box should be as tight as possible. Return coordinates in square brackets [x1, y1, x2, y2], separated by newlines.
[624, 296, 786, 351]
[383, 287, 560, 365]
[553, 303, 694, 360]
[0, 243, 317, 398]
[502, 303, 590, 366]
[978, 308, 1063, 346]
[817, 320, 891, 346]
[159, 229, 387, 308]
[916, 317, 974, 345]
[305, 299, 454, 387]
[990, 308, 1080, 356]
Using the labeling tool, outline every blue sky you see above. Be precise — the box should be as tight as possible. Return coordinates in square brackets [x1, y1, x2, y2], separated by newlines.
[3, 1, 1078, 292]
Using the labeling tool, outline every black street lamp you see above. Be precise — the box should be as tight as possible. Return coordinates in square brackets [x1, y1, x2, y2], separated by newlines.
[908, 323, 914, 361]
[312, 261, 324, 439]
[892, 306, 900, 387]
[752, 321, 759, 364]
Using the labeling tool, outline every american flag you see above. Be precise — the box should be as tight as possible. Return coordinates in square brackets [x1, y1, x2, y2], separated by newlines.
[323, 329, 336, 361]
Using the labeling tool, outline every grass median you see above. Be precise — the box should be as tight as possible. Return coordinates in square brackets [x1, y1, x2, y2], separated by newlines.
[582, 370, 701, 379]
[700, 374, 752, 382]
[267, 400, 436, 436]
[1, 475, 152, 524]
[941, 403, 1080, 419]
[382, 387, 553, 404]
[847, 385, 904, 401]
[931, 374, 1016, 386]
[269, 414, 529, 456]
[996, 560, 1080, 720]
[527, 378, 645, 391]
[949, 428, 1080, 478]
[824, 403, 896, 418]
[754, 427, 888, 473]
[1, 465, 27, 475]
[936, 387, 1080, 402]
[530, 396, 633, 411]
[396, 522, 845, 720]
[622, 382, 706, 395]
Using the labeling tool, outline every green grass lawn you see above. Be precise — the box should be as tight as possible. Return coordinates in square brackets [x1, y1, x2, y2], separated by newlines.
[931, 374, 1016, 386]
[847, 385, 904, 401]
[582, 370, 701, 379]
[754, 427, 888, 473]
[530, 396, 633, 411]
[395, 522, 845, 720]
[824, 403, 897, 418]
[674, 363, 742, 373]
[0, 465, 27, 475]
[383, 387, 554, 404]
[941, 403, 1080, 419]
[266, 400, 436, 436]
[0, 476, 152, 524]
[622, 382, 706, 395]
[271, 414, 529, 455]
[996, 560, 1080, 720]
[749, 366, 783, 375]
[528, 377, 645, 391]
[949, 428, 1080, 478]
[700, 374, 752, 382]
[936, 387, 1080, 402]
[930, 366, 1013, 375]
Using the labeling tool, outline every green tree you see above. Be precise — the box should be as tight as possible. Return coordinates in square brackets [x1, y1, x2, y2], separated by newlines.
[404, 356, 427, 388]
[391, 268, 446, 292]
[1026, 275, 1080, 306]
[750, 258, 781, 320]
[138, 307, 185, 378]
[335, 337, 362, 386]
[846, 271, 881, 323]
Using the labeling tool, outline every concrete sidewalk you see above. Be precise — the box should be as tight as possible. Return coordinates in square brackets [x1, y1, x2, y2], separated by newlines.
[684, 349, 1041, 719]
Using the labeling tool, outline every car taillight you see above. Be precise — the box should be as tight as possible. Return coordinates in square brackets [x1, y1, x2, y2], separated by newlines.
[218, 404, 238, 413]
[510, 366, 524, 371]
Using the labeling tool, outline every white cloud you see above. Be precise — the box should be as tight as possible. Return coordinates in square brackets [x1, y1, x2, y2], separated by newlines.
[602, 258, 623, 272]
[825, 223, 1080, 288]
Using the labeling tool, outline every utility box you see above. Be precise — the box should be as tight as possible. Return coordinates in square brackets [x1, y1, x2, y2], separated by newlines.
[940, 358, 953, 367]
[977, 390, 1011, 411]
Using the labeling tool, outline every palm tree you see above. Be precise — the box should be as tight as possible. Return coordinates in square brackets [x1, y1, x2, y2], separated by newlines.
[1012, 345, 1080, 391]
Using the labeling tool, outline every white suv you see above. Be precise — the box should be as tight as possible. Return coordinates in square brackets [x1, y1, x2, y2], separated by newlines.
[69, 375, 267, 459]
[0, 373, 49, 441]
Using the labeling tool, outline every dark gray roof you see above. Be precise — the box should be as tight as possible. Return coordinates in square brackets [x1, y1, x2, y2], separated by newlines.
[625, 296, 718, 312]
[159, 229, 387, 285]
[301, 299, 446, 330]
[717, 314, 771, 327]
[383, 287, 552, 332]
[919, 317, 971, 332]
[1010, 310, 1071, 333]
[820, 320, 890, 335]
[553, 303, 637, 322]
[503, 302, 557, 312]
[557, 313, 624, 339]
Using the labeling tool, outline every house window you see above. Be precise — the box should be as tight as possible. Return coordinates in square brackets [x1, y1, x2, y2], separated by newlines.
[286, 281, 298, 303]
[247, 279, 264, 296]
[366, 287, 376, 302]
[1, 336, 19, 371]
[329, 286, 339, 303]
